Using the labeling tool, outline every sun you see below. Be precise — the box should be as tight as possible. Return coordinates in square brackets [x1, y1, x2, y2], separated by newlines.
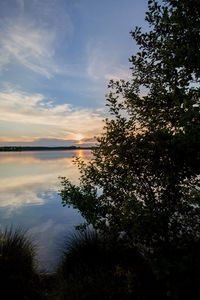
[75, 134, 83, 141]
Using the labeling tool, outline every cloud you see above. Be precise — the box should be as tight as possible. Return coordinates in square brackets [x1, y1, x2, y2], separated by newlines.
[0, 86, 104, 139]
[0, 0, 73, 78]
[86, 41, 131, 82]
[0, 18, 56, 78]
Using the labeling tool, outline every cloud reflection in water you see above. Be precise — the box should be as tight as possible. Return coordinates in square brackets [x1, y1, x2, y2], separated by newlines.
[0, 150, 92, 271]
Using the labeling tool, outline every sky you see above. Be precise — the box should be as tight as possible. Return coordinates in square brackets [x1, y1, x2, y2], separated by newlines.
[0, 0, 148, 147]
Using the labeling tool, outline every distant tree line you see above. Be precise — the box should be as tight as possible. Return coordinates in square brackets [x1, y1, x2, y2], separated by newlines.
[0, 146, 93, 152]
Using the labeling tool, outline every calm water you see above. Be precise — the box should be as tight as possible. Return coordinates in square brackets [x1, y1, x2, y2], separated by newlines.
[0, 150, 92, 271]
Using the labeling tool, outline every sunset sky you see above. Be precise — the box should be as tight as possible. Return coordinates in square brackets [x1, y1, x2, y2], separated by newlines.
[0, 0, 148, 147]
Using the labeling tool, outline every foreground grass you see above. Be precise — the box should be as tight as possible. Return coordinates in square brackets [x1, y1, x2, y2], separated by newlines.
[0, 228, 58, 299]
[0, 228, 40, 299]
[1, 228, 200, 299]
[0, 228, 161, 299]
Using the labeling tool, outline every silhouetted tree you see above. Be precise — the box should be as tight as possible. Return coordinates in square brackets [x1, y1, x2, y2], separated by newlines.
[60, 0, 200, 248]
[59, 0, 200, 298]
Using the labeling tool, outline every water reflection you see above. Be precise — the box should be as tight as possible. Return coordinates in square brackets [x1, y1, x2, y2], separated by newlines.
[0, 150, 92, 271]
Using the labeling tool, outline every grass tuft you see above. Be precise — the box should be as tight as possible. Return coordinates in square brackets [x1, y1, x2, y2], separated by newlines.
[56, 230, 162, 300]
[0, 227, 41, 299]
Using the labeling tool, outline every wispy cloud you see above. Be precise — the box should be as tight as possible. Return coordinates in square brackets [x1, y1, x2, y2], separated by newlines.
[0, 0, 73, 78]
[0, 18, 57, 78]
[86, 41, 131, 82]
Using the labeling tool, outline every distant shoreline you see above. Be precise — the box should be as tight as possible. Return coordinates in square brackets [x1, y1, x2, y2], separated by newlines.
[0, 146, 95, 152]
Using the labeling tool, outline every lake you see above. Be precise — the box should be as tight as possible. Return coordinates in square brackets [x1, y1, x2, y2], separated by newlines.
[0, 150, 92, 271]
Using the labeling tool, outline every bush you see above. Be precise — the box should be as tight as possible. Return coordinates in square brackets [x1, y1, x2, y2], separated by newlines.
[151, 238, 200, 299]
